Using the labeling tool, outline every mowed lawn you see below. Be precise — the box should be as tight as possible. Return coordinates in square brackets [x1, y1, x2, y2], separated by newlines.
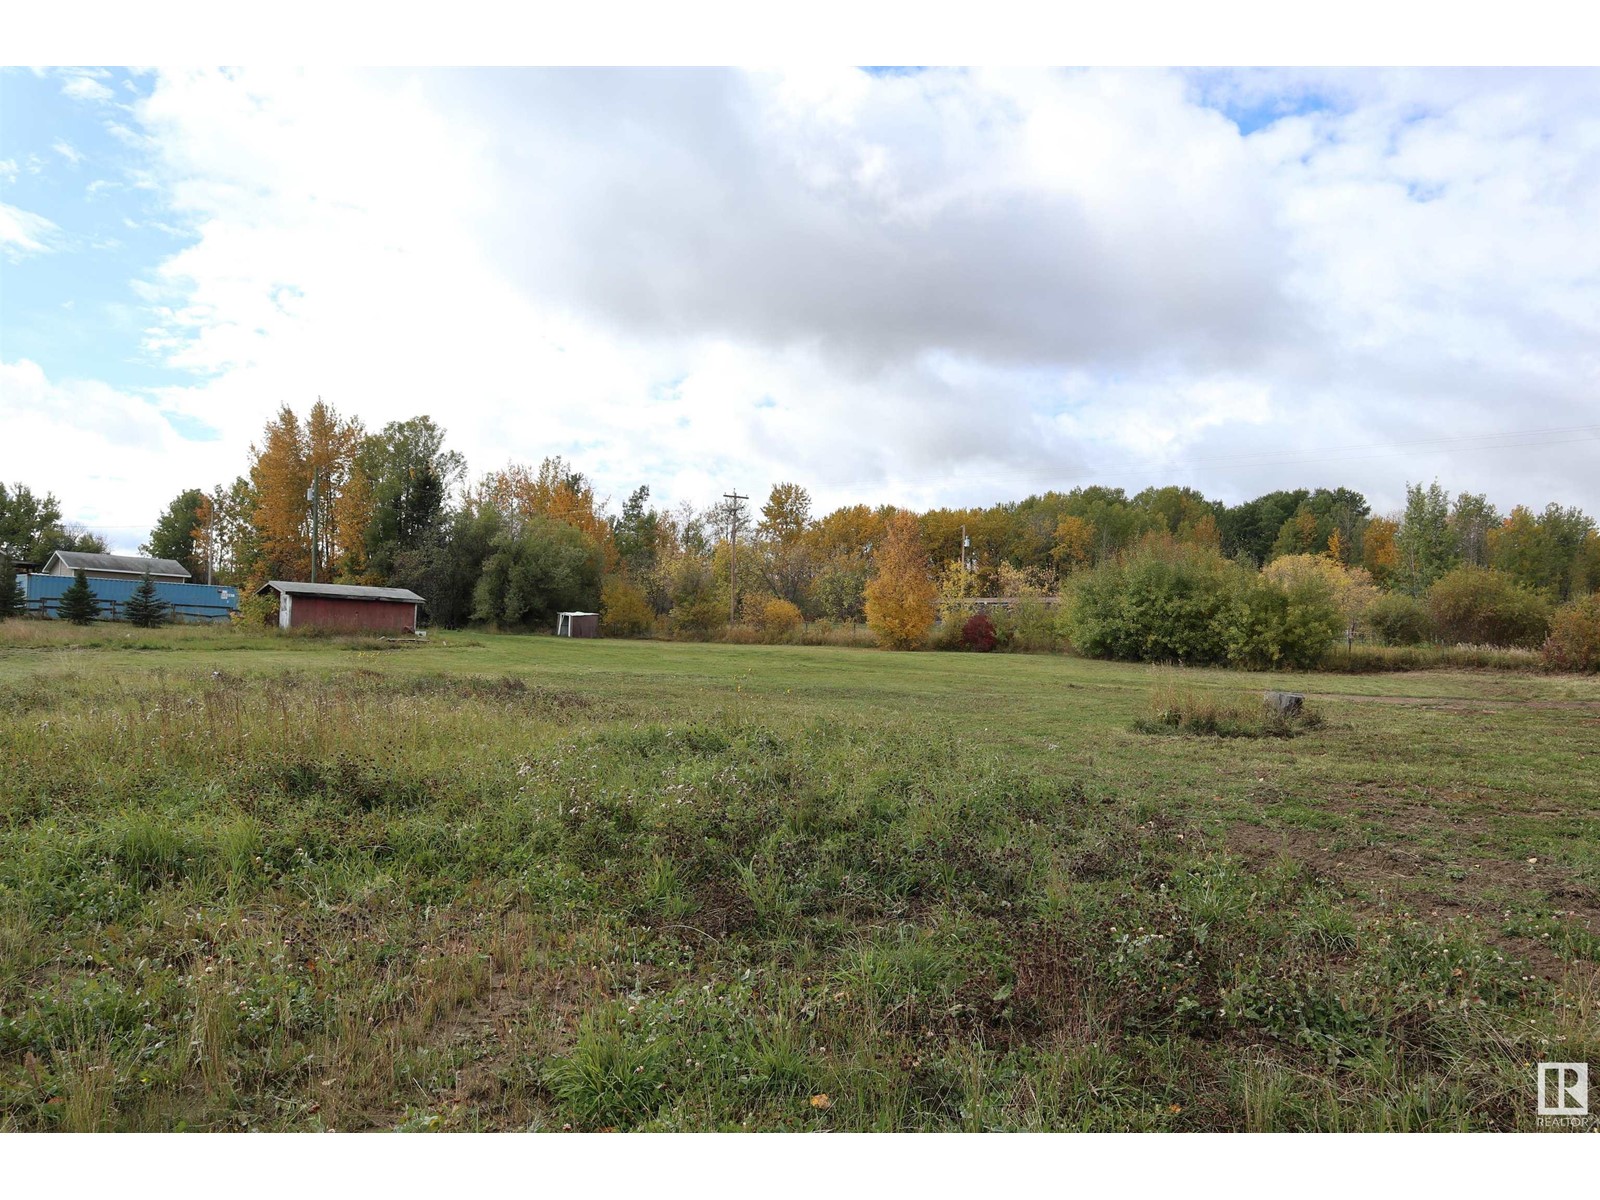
[1, 624, 1597, 1131]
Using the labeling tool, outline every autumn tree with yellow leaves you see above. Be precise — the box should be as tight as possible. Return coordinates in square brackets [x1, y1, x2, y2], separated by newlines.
[246, 400, 372, 586]
[865, 510, 938, 649]
[1362, 516, 1401, 586]
[1052, 514, 1096, 570]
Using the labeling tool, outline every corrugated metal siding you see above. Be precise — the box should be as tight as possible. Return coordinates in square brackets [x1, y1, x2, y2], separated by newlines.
[286, 595, 418, 632]
[22, 575, 240, 622]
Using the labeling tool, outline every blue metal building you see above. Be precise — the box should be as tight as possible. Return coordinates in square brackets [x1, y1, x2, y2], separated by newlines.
[22, 573, 240, 623]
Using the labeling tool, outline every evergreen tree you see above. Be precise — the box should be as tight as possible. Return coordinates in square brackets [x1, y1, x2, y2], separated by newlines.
[57, 569, 100, 625]
[0, 558, 23, 620]
[124, 571, 169, 628]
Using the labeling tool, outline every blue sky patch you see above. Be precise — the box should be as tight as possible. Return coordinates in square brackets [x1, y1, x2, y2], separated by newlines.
[1185, 69, 1341, 136]
[1, 68, 195, 391]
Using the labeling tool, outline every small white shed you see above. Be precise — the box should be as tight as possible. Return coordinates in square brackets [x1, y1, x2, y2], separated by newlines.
[555, 611, 599, 638]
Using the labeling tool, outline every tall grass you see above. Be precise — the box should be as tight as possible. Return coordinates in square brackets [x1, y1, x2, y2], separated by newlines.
[1135, 682, 1322, 738]
[0, 659, 1590, 1132]
[1316, 642, 1545, 673]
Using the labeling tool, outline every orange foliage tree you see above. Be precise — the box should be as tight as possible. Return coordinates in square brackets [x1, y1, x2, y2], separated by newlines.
[247, 400, 370, 587]
[473, 457, 616, 570]
[247, 405, 312, 584]
[865, 510, 937, 649]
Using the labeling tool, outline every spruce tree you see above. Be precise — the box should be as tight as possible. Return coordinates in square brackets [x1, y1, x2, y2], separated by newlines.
[0, 558, 22, 620]
[124, 570, 169, 628]
[57, 569, 100, 625]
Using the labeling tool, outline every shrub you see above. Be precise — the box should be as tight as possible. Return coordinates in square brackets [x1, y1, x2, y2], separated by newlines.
[1068, 538, 1341, 669]
[599, 577, 654, 638]
[232, 593, 278, 627]
[1262, 554, 1379, 636]
[670, 594, 726, 639]
[960, 611, 997, 651]
[755, 597, 804, 641]
[1223, 574, 1343, 670]
[1542, 594, 1600, 672]
[989, 594, 1062, 653]
[1427, 566, 1552, 648]
[1067, 537, 1242, 665]
[1365, 592, 1433, 646]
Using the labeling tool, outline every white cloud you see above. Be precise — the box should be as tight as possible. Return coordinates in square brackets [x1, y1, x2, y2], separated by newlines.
[10, 67, 1600, 543]
[0, 158, 17, 183]
[0, 359, 219, 552]
[61, 73, 114, 103]
[0, 202, 59, 258]
[52, 139, 84, 164]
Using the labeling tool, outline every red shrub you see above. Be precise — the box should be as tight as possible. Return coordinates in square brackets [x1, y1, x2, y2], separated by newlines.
[960, 611, 998, 652]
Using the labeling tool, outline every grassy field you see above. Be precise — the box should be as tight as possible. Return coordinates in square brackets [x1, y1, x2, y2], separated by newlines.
[1, 623, 1597, 1131]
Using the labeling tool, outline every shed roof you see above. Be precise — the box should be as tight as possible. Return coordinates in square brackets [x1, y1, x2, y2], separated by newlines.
[257, 580, 425, 604]
[45, 550, 191, 579]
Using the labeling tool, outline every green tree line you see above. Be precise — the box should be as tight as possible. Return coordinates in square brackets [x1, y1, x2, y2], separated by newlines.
[8, 405, 1599, 655]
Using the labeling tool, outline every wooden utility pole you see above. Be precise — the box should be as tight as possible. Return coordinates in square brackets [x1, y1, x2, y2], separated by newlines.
[724, 490, 748, 624]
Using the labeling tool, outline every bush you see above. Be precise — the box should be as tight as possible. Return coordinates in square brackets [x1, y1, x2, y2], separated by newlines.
[1068, 538, 1340, 669]
[1365, 592, 1433, 646]
[1542, 594, 1600, 672]
[989, 594, 1062, 653]
[670, 594, 726, 639]
[1067, 538, 1241, 665]
[960, 611, 997, 651]
[1223, 574, 1343, 670]
[599, 578, 654, 638]
[755, 597, 804, 641]
[1427, 566, 1552, 648]
[231, 593, 278, 627]
[1262, 554, 1379, 636]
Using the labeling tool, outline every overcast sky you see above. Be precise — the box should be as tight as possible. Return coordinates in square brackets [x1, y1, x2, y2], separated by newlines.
[2, 65, 1597, 551]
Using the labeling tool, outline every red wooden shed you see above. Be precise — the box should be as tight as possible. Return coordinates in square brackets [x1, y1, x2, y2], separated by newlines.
[258, 580, 425, 633]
